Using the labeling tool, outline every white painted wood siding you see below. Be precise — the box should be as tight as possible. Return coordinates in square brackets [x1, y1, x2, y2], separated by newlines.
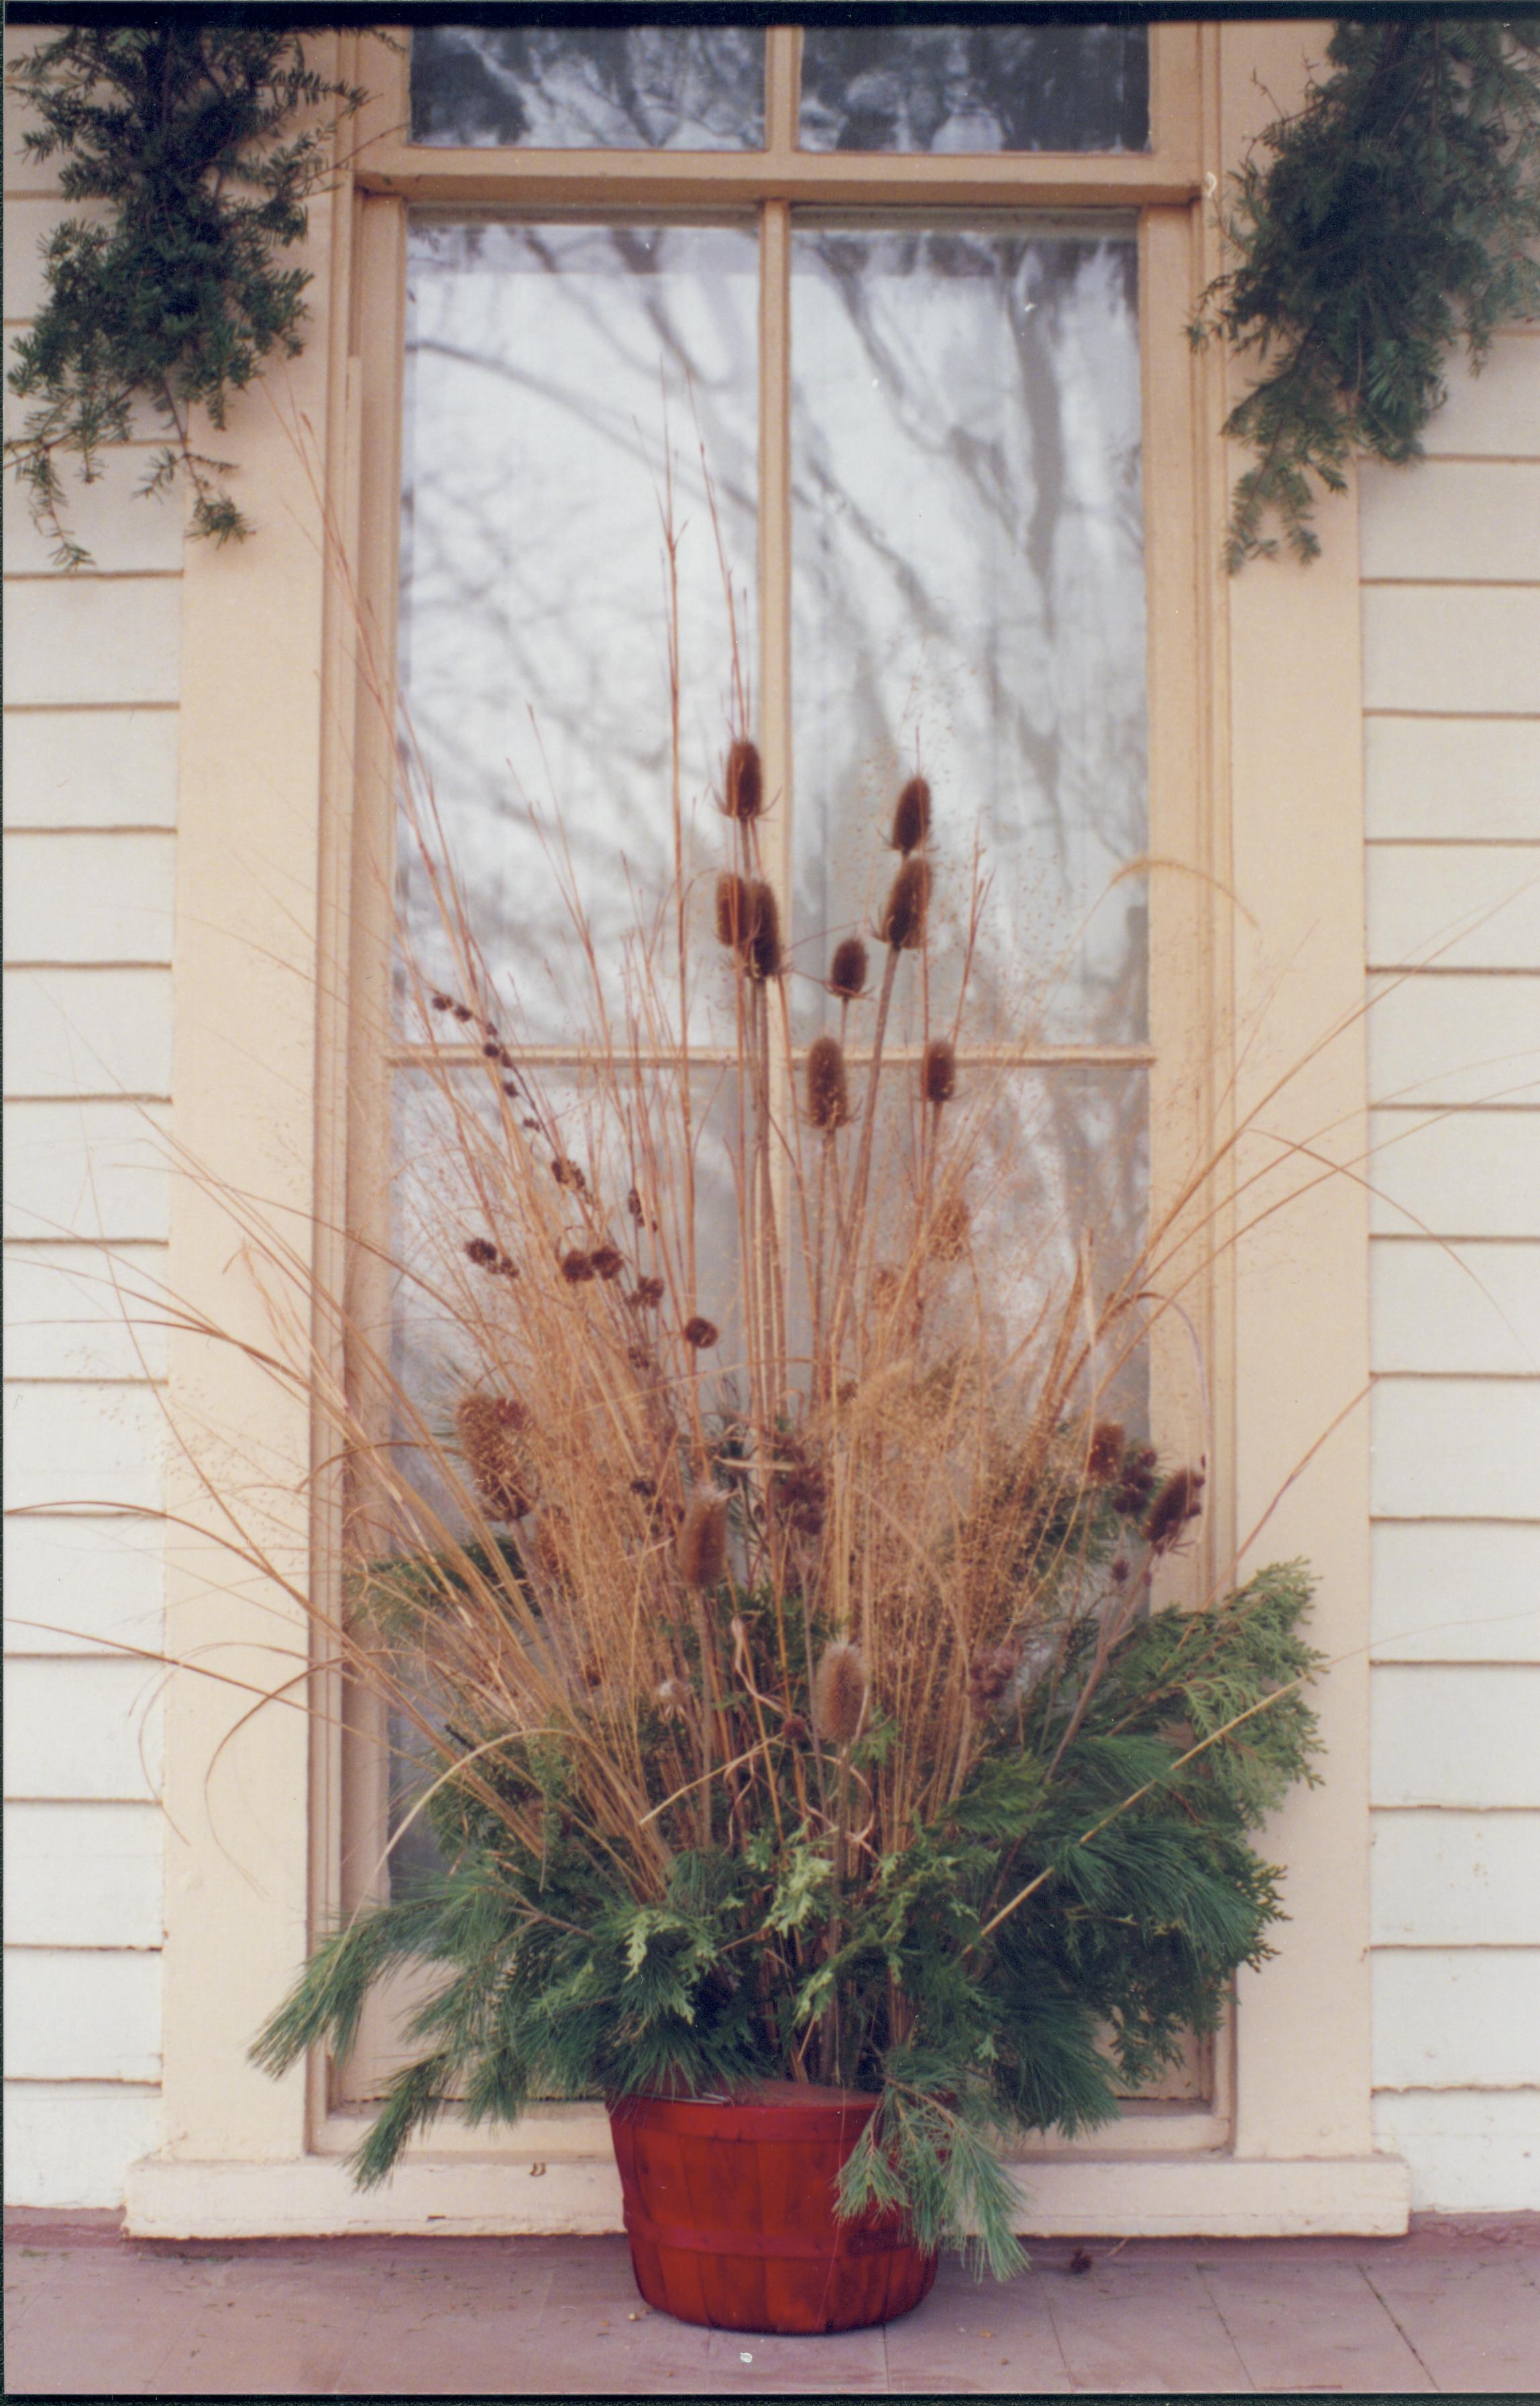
[1362, 326, 1540, 2211]
[3, 32, 177, 2208]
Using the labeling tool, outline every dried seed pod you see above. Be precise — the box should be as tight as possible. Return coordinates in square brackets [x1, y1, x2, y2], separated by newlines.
[551, 1157, 586, 1192]
[656, 1676, 693, 1720]
[464, 1237, 498, 1267]
[921, 1037, 956, 1104]
[632, 1275, 665, 1308]
[590, 1245, 625, 1282]
[455, 1394, 535, 1521]
[814, 1642, 867, 1746]
[1087, 1421, 1125, 1483]
[626, 1187, 645, 1221]
[747, 880, 783, 981]
[715, 872, 755, 955]
[494, 1256, 520, 1279]
[482, 1041, 502, 1061]
[683, 1314, 719, 1351]
[451, 1002, 473, 1023]
[770, 1451, 826, 1538]
[723, 738, 763, 822]
[806, 1035, 851, 1132]
[780, 1712, 808, 1745]
[1113, 1444, 1158, 1519]
[561, 1249, 595, 1284]
[1145, 1466, 1205, 1553]
[890, 774, 931, 855]
[927, 1194, 969, 1262]
[431, 992, 452, 1012]
[879, 857, 930, 951]
[828, 935, 869, 1000]
[679, 1489, 728, 1589]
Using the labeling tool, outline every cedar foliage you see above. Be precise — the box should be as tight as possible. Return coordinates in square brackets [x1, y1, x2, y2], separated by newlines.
[1191, 17, 1540, 568]
[4, 28, 368, 566]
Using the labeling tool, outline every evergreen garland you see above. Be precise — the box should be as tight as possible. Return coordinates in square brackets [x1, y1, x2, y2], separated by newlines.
[4, 28, 368, 568]
[1190, 17, 1540, 570]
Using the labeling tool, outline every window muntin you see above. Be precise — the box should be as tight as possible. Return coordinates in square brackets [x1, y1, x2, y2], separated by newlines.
[798, 23, 1150, 155]
[410, 25, 768, 151]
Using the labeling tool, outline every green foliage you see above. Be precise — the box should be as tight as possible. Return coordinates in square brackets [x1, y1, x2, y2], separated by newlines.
[256, 1562, 1321, 2269]
[1190, 19, 1540, 568]
[4, 28, 368, 567]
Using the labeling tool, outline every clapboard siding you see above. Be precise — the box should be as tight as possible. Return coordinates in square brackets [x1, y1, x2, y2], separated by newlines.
[1366, 971, 1540, 1110]
[1372, 1812, 1540, 1948]
[1369, 1241, 1540, 1377]
[1374, 2089, 1540, 2214]
[1371, 1520, 1540, 1663]
[1366, 847, 1540, 974]
[1358, 458, 1540, 582]
[1417, 331, 1540, 458]
[1365, 719, 1540, 843]
[1373, 1950, 1540, 2091]
[3, 46, 174, 2207]
[1368, 1107, 1540, 1239]
[1372, 1665, 1540, 1810]
[1362, 585, 1540, 715]
[1371, 1380, 1540, 1521]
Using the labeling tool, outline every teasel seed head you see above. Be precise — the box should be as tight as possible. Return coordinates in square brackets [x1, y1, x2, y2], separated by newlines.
[806, 1034, 852, 1131]
[880, 856, 930, 951]
[451, 1002, 473, 1024]
[1145, 1465, 1205, 1553]
[455, 1393, 535, 1521]
[921, 1037, 956, 1104]
[551, 1156, 586, 1192]
[683, 1314, 719, 1351]
[632, 1275, 665, 1308]
[814, 1641, 867, 1746]
[561, 1249, 595, 1284]
[722, 738, 763, 822]
[590, 1245, 624, 1282]
[927, 1194, 969, 1262]
[1087, 1420, 1125, 1483]
[828, 936, 869, 999]
[679, 1489, 728, 1589]
[890, 774, 931, 855]
[1113, 1444, 1158, 1519]
[465, 1237, 498, 1268]
[715, 871, 755, 955]
[431, 992, 451, 1012]
[747, 880, 783, 980]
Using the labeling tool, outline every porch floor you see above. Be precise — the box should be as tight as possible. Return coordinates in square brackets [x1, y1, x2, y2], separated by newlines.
[5, 2211, 1538, 2396]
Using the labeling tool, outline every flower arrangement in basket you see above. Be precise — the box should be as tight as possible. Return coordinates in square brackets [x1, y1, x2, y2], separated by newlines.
[255, 707, 1321, 2325]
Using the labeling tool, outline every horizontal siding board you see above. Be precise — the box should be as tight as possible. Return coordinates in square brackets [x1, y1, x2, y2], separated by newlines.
[1419, 334, 1540, 459]
[3, 447, 184, 575]
[1368, 1108, 1540, 1239]
[2, 1657, 164, 1802]
[3, 831, 176, 967]
[1359, 458, 1540, 582]
[1370, 1239, 1540, 1375]
[3, 1241, 171, 1380]
[1373, 2089, 1540, 2213]
[2, 2082, 162, 2211]
[1366, 847, 1540, 974]
[1372, 1948, 1540, 2091]
[2, 1949, 162, 2082]
[3, 1512, 165, 1658]
[1364, 717, 1540, 843]
[3, 1802, 164, 1948]
[1372, 1519, 1540, 1663]
[1362, 586, 1540, 716]
[1367, 972, 1540, 1109]
[3, 967, 172, 1099]
[1371, 1378, 1540, 1520]
[3, 1381, 166, 1513]
[2, 707, 178, 831]
[1372, 1811, 1540, 1946]
[3, 580, 180, 708]
[2, 1100, 172, 1243]
[1371, 1663, 1540, 1808]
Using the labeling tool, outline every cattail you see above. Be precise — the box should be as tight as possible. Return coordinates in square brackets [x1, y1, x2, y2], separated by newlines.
[632, 1275, 664, 1308]
[921, 1037, 956, 1104]
[1145, 1466, 1205, 1553]
[715, 871, 755, 954]
[927, 1194, 969, 1261]
[806, 1034, 851, 1131]
[590, 1245, 624, 1282]
[747, 880, 783, 980]
[1087, 1421, 1125, 1483]
[879, 857, 930, 951]
[679, 1489, 728, 1589]
[464, 1237, 498, 1267]
[890, 774, 931, 855]
[455, 1393, 534, 1521]
[723, 738, 763, 821]
[814, 1641, 867, 1746]
[683, 1314, 719, 1351]
[828, 935, 868, 1000]
[561, 1249, 595, 1284]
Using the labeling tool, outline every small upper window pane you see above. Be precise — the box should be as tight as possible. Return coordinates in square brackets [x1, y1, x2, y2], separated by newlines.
[798, 23, 1148, 154]
[410, 25, 766, 150]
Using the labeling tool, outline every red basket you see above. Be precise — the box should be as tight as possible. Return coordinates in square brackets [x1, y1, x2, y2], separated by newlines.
[608, 2080, 938, 2334]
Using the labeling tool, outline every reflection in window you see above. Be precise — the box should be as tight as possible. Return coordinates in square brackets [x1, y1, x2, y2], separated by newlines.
[398, 219, 759, 1047]
[791, 217, 1147, 1049]
[410, 25, 766, 150]
[799, 23, 1148, 154]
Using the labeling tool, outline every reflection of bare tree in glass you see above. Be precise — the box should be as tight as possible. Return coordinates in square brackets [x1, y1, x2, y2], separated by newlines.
[799, 24, 1148, 155]
[410, 25, 765, 150]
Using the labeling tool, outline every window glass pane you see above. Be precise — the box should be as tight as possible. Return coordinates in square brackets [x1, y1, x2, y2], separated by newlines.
[411, 25, 766, 150]
[790, 215, 1146, 1049]
[398, 219, 759, 1048]
[799, 23, 1148, 154]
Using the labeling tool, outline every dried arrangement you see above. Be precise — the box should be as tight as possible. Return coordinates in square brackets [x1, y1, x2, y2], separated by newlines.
[253, 689, 1323, 2285]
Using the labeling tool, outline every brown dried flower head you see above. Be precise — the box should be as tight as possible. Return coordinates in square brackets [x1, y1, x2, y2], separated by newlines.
[431, 992, 452, 1012]
[921, 1037, 956, 1105]
[806, 1035, 852, 1132]
[1087, 1421, 1125, 1483]
[814, 1641, 867, 1746]
[632, 1275, 665, 1308]
[967, 1640, 1019, 1712]
[683, 1315, 719, 1351]
[747, 880, 783, 981]
[828, 935, 869, 1000]
[455, 1393, 535, 1522]
[464, 1237, 498, 1267]
[1145, 1465, 1205, 1553]
[679, 1489, 729, 1589]
[561, 1249, 595, 1284]
[590, 1245, 625, 1282]
[551, 1157, 586, 1192]
[722, 738, 764, 822]
[715, 871, 755, 955]
[1113, 1445, 1158, 1519]
[879, 856, 930, 951]
[890, 774, 931, 855]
